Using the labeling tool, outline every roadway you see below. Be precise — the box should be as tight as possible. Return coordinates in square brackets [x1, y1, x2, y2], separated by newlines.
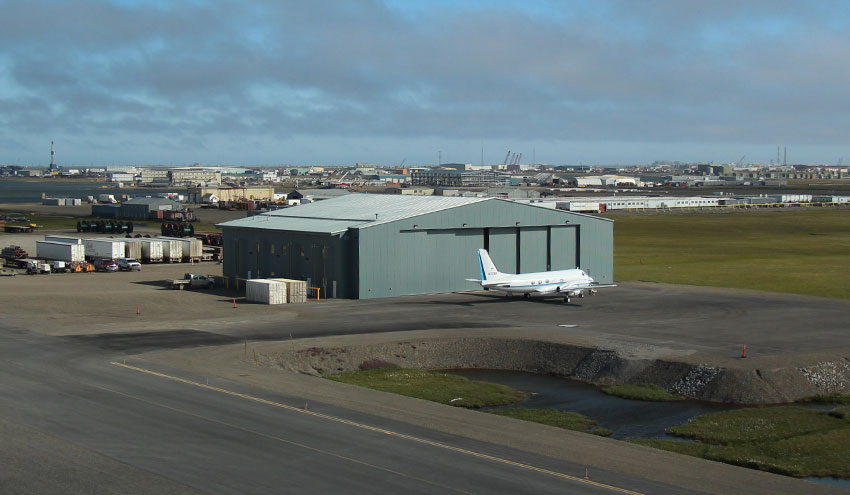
[0, 324, 681, 495]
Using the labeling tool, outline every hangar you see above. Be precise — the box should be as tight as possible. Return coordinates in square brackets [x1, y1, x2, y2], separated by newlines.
[218, 194, 613, 299]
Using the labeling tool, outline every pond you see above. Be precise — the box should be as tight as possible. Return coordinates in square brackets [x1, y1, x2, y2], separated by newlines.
[445, 369, 850, 489]
[445, 369, 739, 439]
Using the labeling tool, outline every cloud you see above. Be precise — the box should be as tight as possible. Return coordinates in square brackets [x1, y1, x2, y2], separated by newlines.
[1, 0, 849, 165]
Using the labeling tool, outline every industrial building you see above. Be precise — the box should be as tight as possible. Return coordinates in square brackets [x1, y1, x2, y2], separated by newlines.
[92, 197, 182, 219]
[186, 185, 274, 204]
[219, 194, 613, 299]
[411, 169, 511, 187]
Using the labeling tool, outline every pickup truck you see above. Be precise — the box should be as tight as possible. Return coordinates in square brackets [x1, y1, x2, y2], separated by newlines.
[117, 258, 142, 271]
[167, 273, 215, 290]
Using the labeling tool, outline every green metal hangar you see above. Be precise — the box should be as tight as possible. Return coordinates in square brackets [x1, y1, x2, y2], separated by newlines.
[218, 194, 613, 299]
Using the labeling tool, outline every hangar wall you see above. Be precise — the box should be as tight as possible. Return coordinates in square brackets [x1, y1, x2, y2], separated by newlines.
[355, 201, 612, 299]
[223, 228, 355, 298]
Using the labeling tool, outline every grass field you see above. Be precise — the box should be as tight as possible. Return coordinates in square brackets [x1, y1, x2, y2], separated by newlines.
[632, 406, 850, 478]
[488, 408, 612, 436]
[326, 367, 527, 408]
[600, 383, 684, 402]
[613, 209, 850, 299]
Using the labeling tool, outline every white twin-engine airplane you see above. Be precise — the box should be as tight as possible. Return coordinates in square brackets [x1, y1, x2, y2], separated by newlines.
[467, 249, 616, 303]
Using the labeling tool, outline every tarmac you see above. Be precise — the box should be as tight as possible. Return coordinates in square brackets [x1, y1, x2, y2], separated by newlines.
[1, 231, 849, 493]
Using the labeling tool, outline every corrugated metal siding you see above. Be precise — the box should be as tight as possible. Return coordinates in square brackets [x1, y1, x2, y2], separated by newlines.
[519, 227, 547, 273]
[550, 226, 578, 270]
[488, 228, 517, 274]
[576, 220, 614, 283]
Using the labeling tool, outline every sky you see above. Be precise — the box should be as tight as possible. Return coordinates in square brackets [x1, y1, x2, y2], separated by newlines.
[2, 0, 850, 166]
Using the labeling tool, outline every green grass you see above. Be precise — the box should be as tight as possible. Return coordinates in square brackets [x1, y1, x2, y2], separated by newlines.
[800, 393, 850, 405]
[325, 367, 527, 408]
[614, 209, 850, 299]
[600, 383, 684, 402]
[632, 406, 850, 478]
[487, 408, 612, 436]
[3, 214, 83, 230]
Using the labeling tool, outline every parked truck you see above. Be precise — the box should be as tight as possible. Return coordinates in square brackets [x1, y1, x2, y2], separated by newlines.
[167, 273, 215, 290]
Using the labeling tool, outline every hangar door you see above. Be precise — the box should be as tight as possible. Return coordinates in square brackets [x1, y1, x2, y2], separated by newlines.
[518, 227, 547, 273]
[550, 226, 578, 270]
[485, 227, 517, 274]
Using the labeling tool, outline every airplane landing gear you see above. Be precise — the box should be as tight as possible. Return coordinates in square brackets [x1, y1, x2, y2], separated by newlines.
[523, 293, 530, 299]
[564, 296, 571, 304]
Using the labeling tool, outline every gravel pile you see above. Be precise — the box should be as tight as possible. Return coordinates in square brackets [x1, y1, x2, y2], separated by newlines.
[799, 361, 850, 392]
[570, 350, 620, 381]
[670, 365, 722, 397]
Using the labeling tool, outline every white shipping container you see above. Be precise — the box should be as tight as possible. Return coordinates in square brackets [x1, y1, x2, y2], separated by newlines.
[44, 235, 82, 244]
[139, 239, 164, 263]
[271, 278, 307, 303]
[98, 194, 117, 203]
[84, 239, 124, 259]
[36, 241, 85, 263]
[246, 279, 287, 304]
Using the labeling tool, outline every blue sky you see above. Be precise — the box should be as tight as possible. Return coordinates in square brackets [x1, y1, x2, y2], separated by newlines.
[2, 0, 849, 166]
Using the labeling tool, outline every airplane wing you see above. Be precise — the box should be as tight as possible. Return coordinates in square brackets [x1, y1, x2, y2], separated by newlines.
[557, 282, 617, 292]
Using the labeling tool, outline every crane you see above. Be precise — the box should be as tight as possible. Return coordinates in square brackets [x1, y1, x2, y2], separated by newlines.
[736, 155, 746, 167]
[502, 151, 512, 167]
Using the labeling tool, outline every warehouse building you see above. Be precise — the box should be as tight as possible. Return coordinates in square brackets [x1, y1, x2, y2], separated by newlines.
[219, 194, 613, 299]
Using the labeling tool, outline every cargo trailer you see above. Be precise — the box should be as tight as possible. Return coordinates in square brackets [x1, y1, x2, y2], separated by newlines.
[36, 241, 85, 263]
[123, 239, 142, 260]
[157, 236, 202, 262]
[84, 239, 124, 260]
[139, 239, 164, 263]
[44, 235, 82, 244]
[155, 238, 182, 262]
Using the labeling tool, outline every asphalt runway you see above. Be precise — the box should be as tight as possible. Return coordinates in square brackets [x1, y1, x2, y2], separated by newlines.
[0, 327, 681, 495]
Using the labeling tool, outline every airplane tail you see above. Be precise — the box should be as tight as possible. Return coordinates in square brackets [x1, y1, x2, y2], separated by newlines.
[477, 249, 505, 282]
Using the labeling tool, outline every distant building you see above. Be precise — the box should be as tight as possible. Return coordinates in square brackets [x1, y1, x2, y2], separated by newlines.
[138, 169, 170, 184]
[169, 169, 222, 186]
[108, 172, 136, 183]
[411, 169, 510, 187]
[186, 185, 274, 203]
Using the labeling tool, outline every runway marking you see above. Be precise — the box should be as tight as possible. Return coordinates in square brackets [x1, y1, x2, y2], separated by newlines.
[559, 324, 577, 328]
[111, 361, 644, 495]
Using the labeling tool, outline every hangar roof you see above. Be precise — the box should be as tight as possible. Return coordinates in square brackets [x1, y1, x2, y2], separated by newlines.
[218, 193, 489, 234]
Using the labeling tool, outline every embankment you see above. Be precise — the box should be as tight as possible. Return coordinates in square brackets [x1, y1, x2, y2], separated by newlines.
[255, 334, 850, 404]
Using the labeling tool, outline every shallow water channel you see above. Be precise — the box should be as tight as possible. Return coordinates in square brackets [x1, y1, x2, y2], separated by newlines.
[445, 369, 738, 439]
[445, 369, 850, 489]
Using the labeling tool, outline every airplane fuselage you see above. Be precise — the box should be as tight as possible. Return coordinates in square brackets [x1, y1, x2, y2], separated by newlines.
[481, 269, 592, 294]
